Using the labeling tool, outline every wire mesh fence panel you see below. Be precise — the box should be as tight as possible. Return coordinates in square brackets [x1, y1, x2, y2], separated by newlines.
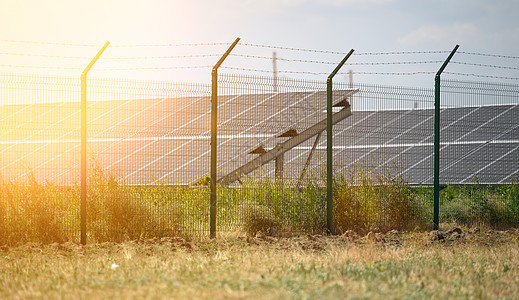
[438, 79, 519, 225]
[214, 75, 442, 235]
[0, 73, 81, 245]
[439, 80, 519, 184]
[215, 74, 333, 236]
[85, 78, 212, 241]
[331, 82, 435, 232]
[333, 82, 435, 182]
[3, 70, 518, 245]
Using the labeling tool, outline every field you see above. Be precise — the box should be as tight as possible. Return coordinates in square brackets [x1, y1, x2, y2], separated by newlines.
[1, 229, 519, 299]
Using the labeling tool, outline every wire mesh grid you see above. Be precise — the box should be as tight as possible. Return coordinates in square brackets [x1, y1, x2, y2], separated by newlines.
[0, 73, 81, 244]
[439, 79, 519, 184]
[1, 71, 519, 244]
[85, 78, 212, 241]
[437, 79, 519, 225]
[213, 74, 437, 235]
[326, 82, 435, 232]
[215, 74, 330, 235]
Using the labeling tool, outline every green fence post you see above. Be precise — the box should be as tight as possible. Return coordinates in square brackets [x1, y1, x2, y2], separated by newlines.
[434, 44, 459, 230]
[327, 49, 354, 234]
[80, 42, 110, 245]
[210, 38, 240, 239]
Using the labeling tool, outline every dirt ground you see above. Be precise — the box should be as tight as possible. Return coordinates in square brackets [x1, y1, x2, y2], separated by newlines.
[131, 226, 519, 253]
[1, 226, 517, 254]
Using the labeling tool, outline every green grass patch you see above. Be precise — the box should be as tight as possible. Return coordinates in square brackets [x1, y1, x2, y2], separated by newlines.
[439, 183, 519, 226]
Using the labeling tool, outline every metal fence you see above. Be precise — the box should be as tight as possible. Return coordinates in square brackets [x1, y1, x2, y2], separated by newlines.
[0, 74, 81, 245]
[0, 74, 213, 243]
[0, 71, 518, 244]
[437, 80, 519, 225]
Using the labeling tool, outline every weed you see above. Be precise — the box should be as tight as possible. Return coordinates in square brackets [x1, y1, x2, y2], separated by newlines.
[1, 162, 517, 245]
[439, 183, 519, 227]
[86, 161, 183, 242]
[332, 166, 427, 234]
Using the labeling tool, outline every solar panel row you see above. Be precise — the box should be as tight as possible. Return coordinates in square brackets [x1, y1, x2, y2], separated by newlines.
[1, 90, 517, 186]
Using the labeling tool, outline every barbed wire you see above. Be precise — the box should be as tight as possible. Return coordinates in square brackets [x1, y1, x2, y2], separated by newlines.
[111, 43, 229, 47]
[220, 66, 321, 75]
[351, 61, 443, 66]
[352, 71, 436, 75]
[355, 51, 450, 56]
[94, 66, 212, 71]
[0, 39, 230, 48]
[0, 64, 82, 70]
[458, 51, 519, 59]
[101, 54, 220, 60]
[230, 54, 335, 64]
[0, 64, 213, 71]
[3, 39, 514, 59]
[240, 43, 451, 56]
[0, 51, 445, 65]
[0, 52, 91, 59]
[230, 54, 443, 65]
[221, 67, 437, 76]
[239, 43, 346, 54]
[0, 52, 223, 61]
[444, 72, 519, 80]
[3, 64, 514, 80]
[1, 40, 517, 79]
[0, 40, 101, 47]
[451, 61, 519, 71]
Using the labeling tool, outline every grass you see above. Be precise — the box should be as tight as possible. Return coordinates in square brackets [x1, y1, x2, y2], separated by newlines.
[1, 161, 518, 245]
[0, 163, 207, 245]
[218, 177, 329, 236]
[1, 231, 519, 299]
[218, 166, 431, 236]
[411, 182, 519, 227]
[332, 166, 428, 234]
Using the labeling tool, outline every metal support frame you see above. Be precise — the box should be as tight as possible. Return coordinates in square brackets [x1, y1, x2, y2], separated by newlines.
[275, 153, 284, 179]
[299, 131, 322, 183]
[433, 44, 459, 230]
[327, 49, 354, 234]
[218, 102, 353, 185]
[80, 41, 110, 245]
[210, 37, 240, 239]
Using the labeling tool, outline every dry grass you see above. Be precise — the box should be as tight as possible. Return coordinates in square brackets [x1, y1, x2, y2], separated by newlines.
[0, 164, 189, 245]
[1, 230, 519, 299]
[333, 166, 427, 234]
[1, 162, 516, 246]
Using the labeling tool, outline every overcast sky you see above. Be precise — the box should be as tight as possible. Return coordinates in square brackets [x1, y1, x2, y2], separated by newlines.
[1, 0, 518, 86]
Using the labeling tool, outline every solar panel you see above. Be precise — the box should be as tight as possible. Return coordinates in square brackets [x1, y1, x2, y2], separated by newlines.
[1, 80, 518, 186]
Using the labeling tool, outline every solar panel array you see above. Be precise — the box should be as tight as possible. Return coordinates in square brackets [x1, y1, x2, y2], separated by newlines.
[332, 105, 518, 185]
[1, 76, 518, 187]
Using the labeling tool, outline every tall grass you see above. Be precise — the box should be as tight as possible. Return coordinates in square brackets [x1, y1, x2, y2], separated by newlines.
[0, 171, 78, 245]
[217, 178, 327, 236]
[85, 161, 186, 242]
[332, 166, 428, 234]
[0, 163, 194, 245]
[439, 182, 519, 226]
[2, 161, 517, 245]
[216, 166, 428, 236]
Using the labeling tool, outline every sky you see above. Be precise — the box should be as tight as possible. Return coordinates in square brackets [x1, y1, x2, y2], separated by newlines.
[1, 0, 518, 86]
